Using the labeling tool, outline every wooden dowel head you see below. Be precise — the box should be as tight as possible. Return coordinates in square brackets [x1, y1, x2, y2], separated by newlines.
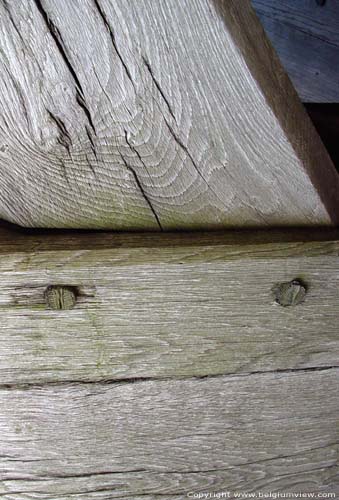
[273, 280, 307, 307]
[45, 285, 77, 310]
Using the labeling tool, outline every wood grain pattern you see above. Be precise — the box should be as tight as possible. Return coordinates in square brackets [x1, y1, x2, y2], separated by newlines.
[0, 0, 338, 229]
[1, 225, 339, 384]
[0, 369, 338, 498]
[253, 0, 339, 102]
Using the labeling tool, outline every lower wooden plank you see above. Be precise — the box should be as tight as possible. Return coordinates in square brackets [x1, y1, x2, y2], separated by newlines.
[0, 369, 338, 498]
[253, 0, 339, 102]
[1, 227, 339, 384]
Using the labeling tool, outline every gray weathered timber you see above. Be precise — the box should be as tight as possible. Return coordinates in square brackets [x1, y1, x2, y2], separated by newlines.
[0, 0, 338, 229]
[253, 0, 339, 103]
[1, 225, 339, 384]
[0, 369, 338, 498]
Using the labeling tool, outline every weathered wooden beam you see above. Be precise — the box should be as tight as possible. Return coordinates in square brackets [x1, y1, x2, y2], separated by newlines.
[0, 0, 338, 229]
[1, 225, 339, 385]
[1, 369, 338, 497]
[253, 0, 339, 103]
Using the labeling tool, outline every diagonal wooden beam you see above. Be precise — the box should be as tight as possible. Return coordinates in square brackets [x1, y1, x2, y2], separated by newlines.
[0, 0, 338, 229]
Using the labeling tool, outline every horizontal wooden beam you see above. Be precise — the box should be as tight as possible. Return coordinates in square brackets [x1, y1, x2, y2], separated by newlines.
[1, 369, 338, 497]
[1, 225, 339, 384]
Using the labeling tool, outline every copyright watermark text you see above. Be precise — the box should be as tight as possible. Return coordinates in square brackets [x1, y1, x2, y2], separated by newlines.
[187, 493, 336, 499]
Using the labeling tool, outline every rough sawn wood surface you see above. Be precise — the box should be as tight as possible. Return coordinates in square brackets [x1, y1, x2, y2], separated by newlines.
[0, 227, 338, 497]
[0, 369, 338, 498]
[1, 227, 339, 384]
[0, 0, 338, 229]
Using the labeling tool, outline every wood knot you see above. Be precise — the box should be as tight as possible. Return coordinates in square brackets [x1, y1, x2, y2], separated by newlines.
[45, 285, 77, 310]
[273, 279, 307, 307]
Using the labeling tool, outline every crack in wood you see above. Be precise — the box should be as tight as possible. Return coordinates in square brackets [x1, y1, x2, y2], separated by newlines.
[33, 0, 96, 135]
[46, 109, 72, 153]
[92, 0, 135, 89]
[84, 125, 98, 175]
[75, 90, 96, 134]
[119, 140, 163, 231]
[33, 0, 81, 91]
[142, 55, 177, 124]
[163, 117, 228, 208]
[0, 365, 337, 391]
